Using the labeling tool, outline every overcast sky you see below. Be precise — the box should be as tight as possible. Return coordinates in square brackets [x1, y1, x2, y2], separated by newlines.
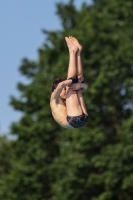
[0, 0, 91, 135]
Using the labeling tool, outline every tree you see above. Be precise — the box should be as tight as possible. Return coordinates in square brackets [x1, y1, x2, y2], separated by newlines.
[0, 136, 14, 198]
[1, 0, 133, 199]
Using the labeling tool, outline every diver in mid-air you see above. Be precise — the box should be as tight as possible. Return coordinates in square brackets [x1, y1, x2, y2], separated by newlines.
[50, 36, 88, 129]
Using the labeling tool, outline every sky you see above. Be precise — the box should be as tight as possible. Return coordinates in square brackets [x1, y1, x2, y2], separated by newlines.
[0, 0, 91, 135]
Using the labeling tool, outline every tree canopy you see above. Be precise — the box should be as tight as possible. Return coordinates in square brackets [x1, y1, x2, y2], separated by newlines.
[1, 0, 133, 199]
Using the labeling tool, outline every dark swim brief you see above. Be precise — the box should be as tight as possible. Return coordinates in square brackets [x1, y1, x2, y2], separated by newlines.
[66, 113, 88, 128]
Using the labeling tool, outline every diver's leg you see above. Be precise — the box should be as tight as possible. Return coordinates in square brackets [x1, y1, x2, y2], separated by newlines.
[69, 36, 83, 76]
[77, 89, 88, 116]
[65, 37, 82, 116]
[65, 37, 78, 79]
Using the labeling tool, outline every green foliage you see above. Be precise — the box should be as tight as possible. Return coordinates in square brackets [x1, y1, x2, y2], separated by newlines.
[0, 136, 14, 199]
[1, 0, 133, 199]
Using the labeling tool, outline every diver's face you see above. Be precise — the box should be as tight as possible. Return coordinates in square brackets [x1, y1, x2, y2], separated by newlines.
[60, 87, 66, 99]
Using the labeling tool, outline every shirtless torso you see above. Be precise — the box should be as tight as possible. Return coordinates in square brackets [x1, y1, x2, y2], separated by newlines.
[50, 93, 74, 129]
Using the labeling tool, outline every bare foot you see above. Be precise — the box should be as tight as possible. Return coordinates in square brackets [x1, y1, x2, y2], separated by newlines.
[65, 37, 78, 52]
[69, 36, 82, 53]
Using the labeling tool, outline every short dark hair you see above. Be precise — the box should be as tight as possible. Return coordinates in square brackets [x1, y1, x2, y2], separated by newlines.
[51, 78, 65, 92]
